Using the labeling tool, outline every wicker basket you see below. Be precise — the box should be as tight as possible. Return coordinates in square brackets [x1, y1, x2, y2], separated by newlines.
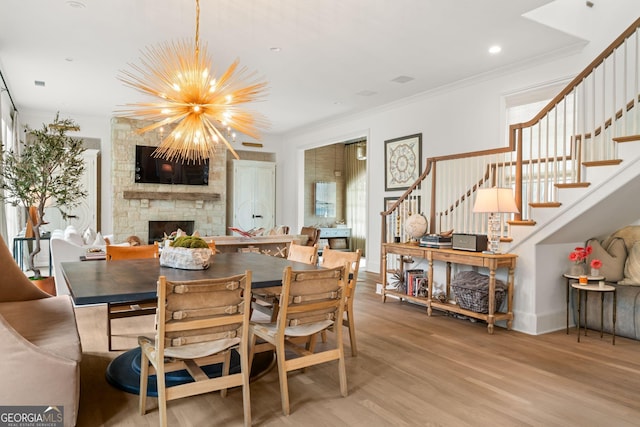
[450, 271, 506, 314]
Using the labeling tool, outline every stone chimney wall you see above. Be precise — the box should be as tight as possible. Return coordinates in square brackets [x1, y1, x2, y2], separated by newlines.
[110, 117, 226, 243]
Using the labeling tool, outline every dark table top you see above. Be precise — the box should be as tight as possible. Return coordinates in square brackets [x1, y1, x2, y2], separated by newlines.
[61, 252, 320, 305]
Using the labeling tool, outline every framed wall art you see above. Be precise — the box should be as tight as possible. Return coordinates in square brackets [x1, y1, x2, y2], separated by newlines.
[384, 133, 422, 191]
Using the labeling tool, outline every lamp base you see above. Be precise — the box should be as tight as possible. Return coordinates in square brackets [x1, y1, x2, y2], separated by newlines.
[482, 250, 503, 255]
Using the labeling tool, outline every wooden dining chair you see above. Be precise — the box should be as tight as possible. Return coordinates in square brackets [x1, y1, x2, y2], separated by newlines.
[249, 265, 349, 416]
[320, 246, 362, 356]
[251, 243, 318, 321]
[287, 242, 318, 265]
[105, 244, 159, 351]
[300, 226, 321, 247]
[139, 272, 252, 427]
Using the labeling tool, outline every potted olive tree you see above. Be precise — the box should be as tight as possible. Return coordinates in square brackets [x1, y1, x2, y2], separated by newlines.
[1, 113, 87, 287]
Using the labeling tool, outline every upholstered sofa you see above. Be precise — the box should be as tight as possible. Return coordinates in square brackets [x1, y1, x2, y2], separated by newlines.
[574, 225, 640, 340]
[50, 226, 113, 296]
[0, 235, 82, 427]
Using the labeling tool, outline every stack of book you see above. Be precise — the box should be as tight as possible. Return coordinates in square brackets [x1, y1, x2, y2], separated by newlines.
[82, 248, 106, 261]
[419, 234, 452, 248]
[404, 269, 427, 297]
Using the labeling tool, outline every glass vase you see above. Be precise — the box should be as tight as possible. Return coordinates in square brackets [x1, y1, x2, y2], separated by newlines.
[590, 268, 600, 277]
[569, 263, 586, 276]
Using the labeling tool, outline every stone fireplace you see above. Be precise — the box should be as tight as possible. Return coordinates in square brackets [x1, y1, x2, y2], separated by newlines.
[111, 117, 226, 243]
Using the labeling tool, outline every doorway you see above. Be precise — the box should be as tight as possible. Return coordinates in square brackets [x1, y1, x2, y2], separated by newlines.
[303, 139, 367, 258]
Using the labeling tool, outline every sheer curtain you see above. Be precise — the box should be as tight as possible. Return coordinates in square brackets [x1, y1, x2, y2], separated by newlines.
[0, 91, 9, 242]
[0, 90, 20, 244]
[344, 142, 366, 257]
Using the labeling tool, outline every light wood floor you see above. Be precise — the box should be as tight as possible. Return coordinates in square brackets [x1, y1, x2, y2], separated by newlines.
[74, 271, 640, 426]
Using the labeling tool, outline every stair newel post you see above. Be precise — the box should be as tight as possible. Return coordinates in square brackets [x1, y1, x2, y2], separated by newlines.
[514, 127, 523, 222]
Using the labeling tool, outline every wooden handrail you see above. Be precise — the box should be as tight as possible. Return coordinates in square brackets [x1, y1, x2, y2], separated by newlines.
[511, 17, 640, 131]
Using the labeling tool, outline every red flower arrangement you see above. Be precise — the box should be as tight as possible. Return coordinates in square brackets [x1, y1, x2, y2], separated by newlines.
[568, 245, 592, 264]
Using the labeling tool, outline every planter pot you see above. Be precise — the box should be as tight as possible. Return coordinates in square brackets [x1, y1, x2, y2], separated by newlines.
[31, 276, 56, 296]
[591, 268, 600, 277]
[160, 246, 212, 270]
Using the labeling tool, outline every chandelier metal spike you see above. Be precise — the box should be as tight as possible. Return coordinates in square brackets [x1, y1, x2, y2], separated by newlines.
[117, 0, 268, 163]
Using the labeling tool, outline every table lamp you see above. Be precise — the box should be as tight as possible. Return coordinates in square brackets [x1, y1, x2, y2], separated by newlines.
[472, 187, 519, 254]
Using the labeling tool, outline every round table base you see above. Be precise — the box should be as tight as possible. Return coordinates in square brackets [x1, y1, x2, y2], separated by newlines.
[106, 347, 275, 396]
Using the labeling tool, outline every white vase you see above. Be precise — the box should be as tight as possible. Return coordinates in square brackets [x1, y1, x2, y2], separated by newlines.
[590, 268, 600, 277]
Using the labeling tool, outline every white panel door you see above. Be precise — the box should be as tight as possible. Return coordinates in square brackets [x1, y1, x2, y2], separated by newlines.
[231, 160, 275, 232]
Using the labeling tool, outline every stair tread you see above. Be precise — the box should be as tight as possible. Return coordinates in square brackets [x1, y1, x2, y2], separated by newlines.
[613, 135, 640, 143]
[555, 182, 590, 188]
[582, 159, 623, 167]
[508, 220, 536, 226]
[529, 202, 562, 208]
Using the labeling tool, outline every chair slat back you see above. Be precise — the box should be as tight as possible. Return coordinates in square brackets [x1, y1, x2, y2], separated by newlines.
[300, 227, 320, 247]
[277, 265, 348, 329]
[106, 244, 158, 261]
[320, 247, 361, 298]
[287, 243, 318, 265]
[156, 273, 252, 354]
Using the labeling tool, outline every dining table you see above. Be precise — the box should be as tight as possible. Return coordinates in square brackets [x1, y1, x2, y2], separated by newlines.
[61, 252, 322, 396]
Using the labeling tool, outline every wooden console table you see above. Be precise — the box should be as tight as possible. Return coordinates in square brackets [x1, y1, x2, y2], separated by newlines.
[381, 243, 517, 334]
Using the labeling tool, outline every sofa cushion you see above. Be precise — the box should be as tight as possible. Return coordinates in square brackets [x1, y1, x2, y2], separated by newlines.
[64, 226, 84, 246]
[82, 227, 97, 245]
[605, 225, 640, 253]
[620, 241, 640, 285]
[586, 237, 627, 282]
[0, 296, 81, 362]
[92, 231, 107, 246]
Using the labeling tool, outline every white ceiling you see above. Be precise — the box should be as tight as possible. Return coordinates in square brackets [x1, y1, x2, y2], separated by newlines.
[0, 0, 621, 136]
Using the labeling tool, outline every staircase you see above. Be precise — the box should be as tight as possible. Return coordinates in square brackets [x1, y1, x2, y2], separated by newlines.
[381, 17, 640, 334]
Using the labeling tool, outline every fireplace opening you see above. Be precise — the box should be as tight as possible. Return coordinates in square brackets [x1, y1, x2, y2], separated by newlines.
[148, 220, 195, 244]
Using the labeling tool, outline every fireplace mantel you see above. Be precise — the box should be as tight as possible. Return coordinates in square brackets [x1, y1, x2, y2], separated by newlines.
[123, 191, 221, 202]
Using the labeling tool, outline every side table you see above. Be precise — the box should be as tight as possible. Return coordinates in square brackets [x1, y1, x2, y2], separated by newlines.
[13, 234, 52, 276]
[571, 282, 616, 345]
[562, 273, 604, 334]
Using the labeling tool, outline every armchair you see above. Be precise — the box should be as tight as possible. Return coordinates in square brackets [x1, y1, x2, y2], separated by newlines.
[0, 235, 81, 427]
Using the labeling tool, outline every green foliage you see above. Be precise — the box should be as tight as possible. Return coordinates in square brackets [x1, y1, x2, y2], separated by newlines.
[171, 236, 209, 248]
[1, 113, 87, 278]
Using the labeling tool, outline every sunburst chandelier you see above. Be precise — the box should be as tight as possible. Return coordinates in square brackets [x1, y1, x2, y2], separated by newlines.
[118, 0, 268, 163]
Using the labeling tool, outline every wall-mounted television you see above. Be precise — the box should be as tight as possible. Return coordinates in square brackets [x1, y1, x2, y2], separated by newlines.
[135, 145, 209, 185]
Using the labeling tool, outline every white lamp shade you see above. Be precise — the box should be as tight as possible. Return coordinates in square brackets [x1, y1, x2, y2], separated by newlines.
[473, 188, 519, 213]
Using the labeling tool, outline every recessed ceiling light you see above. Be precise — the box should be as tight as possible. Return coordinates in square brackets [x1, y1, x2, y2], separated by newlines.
[66, 1, 86, 8]
[356, 90, 377, 97]
[35, 80, 45, 87]
[391, 75, 414, 84]
[269, 47, 281, 52]
[489, 45, 502, 54]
